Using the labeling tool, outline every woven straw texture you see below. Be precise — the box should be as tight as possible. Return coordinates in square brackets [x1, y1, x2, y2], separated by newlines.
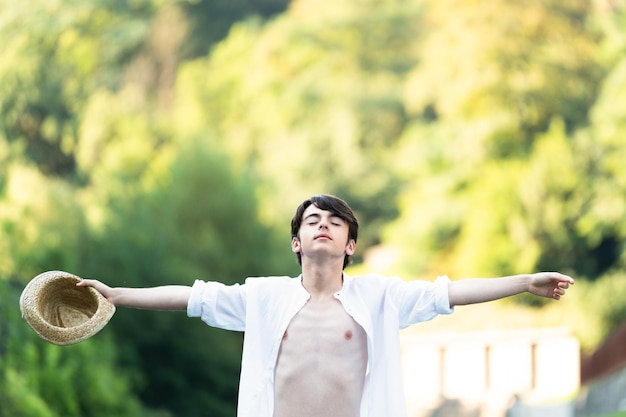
[20, 270, 116, 346]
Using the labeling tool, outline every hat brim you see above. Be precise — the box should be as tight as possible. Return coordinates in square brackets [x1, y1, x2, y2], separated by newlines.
[20, 270, 116, 346]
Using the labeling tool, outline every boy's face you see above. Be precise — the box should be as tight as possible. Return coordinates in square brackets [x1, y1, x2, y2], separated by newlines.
[291, 204, 356, 264]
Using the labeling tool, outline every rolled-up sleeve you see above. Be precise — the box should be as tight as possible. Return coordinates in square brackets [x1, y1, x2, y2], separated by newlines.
[187, 280, 247, 331]
[433, 275, 454, 315]
[394, 275, 454, 329]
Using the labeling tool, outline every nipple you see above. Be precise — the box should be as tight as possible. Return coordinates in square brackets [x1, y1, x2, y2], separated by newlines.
[344, 330, 353, 340]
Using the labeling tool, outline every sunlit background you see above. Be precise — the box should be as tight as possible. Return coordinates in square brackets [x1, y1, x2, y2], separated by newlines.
[1, 0, 626, 416]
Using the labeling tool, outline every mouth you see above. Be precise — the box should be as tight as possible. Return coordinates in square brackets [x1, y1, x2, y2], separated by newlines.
[315, 234, 331, 240]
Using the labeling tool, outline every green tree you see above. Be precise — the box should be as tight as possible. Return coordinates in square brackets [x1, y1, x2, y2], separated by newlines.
[76, 127, 288, 416]
[406, 0, 602, 145]
[382, 0, 607, 282]
[0, 281, 149, 417]
[0, 0, 155, 177]
[181, 0, 289, 58]
[574, 9, 626, 278]
[0, 164, 85, 282]
[174, 0, 427, 256]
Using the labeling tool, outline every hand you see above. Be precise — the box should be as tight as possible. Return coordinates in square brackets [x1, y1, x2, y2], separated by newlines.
[76, 279, 115, 302]
[528, 272, 574, 300]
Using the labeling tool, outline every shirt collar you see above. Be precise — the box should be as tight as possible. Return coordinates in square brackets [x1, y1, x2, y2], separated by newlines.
[295, 273, 353, 296]
[340, 272, 354, 292]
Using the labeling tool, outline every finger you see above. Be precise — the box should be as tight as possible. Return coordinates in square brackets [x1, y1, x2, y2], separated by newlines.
[76, 279, 97, 287]
[552, 272, 574, 284]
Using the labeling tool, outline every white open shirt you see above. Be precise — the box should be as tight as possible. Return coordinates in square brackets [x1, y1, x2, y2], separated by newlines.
[187, 273, 454, 417]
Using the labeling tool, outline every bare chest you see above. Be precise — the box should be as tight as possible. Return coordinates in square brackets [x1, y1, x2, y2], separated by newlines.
[283, 298, 364, 347]
[273, 298, 368, 417]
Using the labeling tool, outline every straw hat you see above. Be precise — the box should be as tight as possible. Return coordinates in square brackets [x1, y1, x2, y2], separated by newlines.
[20, 270, 116, 346]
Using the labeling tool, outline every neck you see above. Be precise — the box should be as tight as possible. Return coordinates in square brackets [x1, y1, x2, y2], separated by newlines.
[300, 261, 344, 300]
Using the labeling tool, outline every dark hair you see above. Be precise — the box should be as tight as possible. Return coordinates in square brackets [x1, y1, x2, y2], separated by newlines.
[291, 194, 359, 269]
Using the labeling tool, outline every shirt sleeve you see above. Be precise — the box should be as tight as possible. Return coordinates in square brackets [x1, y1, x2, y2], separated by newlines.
[393, 275, 454, 329]
[187, 279, 247, 331]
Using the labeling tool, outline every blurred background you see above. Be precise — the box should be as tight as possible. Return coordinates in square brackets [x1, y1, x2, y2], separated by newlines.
[1, 0, 626, 416]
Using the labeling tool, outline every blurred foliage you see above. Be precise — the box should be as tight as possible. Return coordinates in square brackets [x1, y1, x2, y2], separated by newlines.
[181, 0, 290, 58]
[0, 280, 150, 417]
[2, 0, 626, 415]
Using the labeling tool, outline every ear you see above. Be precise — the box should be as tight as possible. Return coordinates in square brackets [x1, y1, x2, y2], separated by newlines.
[291, 236, 301, 253]
[345, 239, 356, 256]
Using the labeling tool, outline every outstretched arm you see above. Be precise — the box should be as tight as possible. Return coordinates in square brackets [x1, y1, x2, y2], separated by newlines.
[448, 272, 574, 307]
[76, 279, 191, 311]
